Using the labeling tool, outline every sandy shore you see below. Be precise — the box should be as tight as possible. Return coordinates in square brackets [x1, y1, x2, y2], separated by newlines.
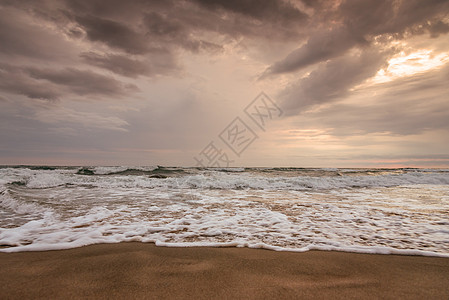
[1, 243, 448, 299]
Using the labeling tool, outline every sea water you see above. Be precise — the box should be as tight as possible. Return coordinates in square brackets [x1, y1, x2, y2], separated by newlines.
[0, 166, 448, 256]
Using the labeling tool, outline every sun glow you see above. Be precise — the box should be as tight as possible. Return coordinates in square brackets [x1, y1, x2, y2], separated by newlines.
[371, 49, 449, 84]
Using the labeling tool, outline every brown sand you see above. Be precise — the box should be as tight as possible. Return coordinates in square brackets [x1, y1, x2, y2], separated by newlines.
[1, 243, 448, 299]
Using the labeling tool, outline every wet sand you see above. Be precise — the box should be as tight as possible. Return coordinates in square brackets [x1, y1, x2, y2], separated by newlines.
[1, 242, 448, 299]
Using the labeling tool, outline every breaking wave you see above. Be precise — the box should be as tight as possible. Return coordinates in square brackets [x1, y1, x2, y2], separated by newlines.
[1, 166, 448, 255]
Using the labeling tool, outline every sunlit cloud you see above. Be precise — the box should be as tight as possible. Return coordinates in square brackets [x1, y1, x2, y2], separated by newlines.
[371, 49, 449, 84]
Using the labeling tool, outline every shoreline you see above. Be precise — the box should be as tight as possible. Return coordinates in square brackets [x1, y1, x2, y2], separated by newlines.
[1, 242, 448, 299]
[2, 242, 448, 258]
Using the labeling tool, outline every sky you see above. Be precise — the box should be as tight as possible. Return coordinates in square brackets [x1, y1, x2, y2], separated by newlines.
[0, 0, 448, 168]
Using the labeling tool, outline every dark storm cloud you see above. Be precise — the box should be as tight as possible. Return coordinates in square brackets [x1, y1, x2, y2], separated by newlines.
[144, 11, 184, 37]
[0, 0, 447, 107]
[63, 0, 172, 19]
[64, 0, 303, 55]
[192, 0, 308, 23]
[340, 0, 449, 37]
[267, 0, 449, 77]
[428, 20, 449, 37]
[0, 64, 62, 100]
[142, 12, 223, 53]
[280, 47, 392, 115]
[0, 0, 309, 104]
[80, 51, 180, 78]
[263, 27, 367, 76]
[265, 0, 449, 119]
[80, 52, 149, 78]
[303, 63, 449, 136]
[0, 7, 74, 60]
[0, 64, 137, 100]
[74, 15, 151, 54]
[27, 67, 139, 97]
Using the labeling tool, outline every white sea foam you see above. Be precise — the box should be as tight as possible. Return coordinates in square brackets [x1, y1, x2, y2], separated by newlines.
[2, 169, 448, 190]
[0, 167, 448, 255]
[0, 191, 41, 215]
[91, 166, 158, 175]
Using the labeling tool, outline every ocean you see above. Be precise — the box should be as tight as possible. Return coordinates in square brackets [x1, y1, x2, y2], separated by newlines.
[0, 166, 448, 256]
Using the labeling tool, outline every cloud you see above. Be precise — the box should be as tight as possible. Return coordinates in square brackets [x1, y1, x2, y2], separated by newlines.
[80, 51, 181, 78]
[142, 12, 223, 53]
[191, 0, 308, 23]
[0, 64, 138, 100]
[0, 7, 75, 60]
[144, 11, 184, 38]
[1, 0, 448, 166]
[265, 0, 449, 77]
[0, 64, 62, 100]
[35, 106, 129, 132]
[263, 27, 367, 76]
[280, 47, 392, 115]
[301, 63, 449, 136]
[74, 15, 151, 54]
[80, 52, 150, 78]
[1, 0, 308, 69]
[28, 67, 139, 96]
[428, 20, 449, 38]
[340, 0, 449, 37]
[263, 0, 449, 128]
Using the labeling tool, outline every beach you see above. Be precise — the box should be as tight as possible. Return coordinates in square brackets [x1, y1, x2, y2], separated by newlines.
[1, 167, 449, 298]
[1, 242, 449, 299]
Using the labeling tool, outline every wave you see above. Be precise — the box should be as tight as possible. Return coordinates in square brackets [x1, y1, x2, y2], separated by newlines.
[75, 166, 186, 176]
[1, 167, 448, 256]
[1, 195, 448, 256]
[206, 167, 246, 173]
[1, 167, 449, 190]
[168, 172, 449, 190]
[0, 188, 48, 215]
